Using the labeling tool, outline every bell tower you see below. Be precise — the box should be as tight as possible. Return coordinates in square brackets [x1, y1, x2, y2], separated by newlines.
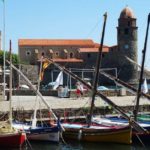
[117, 7, 138, 84]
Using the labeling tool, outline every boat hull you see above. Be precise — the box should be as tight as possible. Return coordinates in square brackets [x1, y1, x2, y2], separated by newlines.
[26, 126, 59, 142]
[63, 124, 132, 144]
[94, 116, 150, 144]
[0, 132, 26, 148]
[13, 122, 60, 142]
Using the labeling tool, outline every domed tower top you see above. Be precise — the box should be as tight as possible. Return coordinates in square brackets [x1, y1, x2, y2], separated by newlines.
[120, 6, 135, 19]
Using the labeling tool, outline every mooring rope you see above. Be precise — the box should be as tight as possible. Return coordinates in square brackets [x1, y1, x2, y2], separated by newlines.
[59, 131, 67, 145]
[135, 133, 147, 149]
[25, 137, 34, 150]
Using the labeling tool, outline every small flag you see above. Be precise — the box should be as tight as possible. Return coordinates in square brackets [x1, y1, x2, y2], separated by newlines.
[53, 71, 63, 90]
[141, 78, 148, 94]
[43, 61, 50, 70]
[39, 60, 51, 81]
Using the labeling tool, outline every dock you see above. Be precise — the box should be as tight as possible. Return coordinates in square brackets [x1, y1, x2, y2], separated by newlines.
[0, 95, 150, 112]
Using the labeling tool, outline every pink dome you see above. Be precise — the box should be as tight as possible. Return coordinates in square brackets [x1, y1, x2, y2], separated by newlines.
[120, 7, 135, 19]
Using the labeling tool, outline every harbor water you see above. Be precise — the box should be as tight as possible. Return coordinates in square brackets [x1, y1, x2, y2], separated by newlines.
[6, 141, 150, 150]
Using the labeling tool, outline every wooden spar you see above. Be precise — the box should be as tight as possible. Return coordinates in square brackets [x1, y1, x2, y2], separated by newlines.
[100, 71, 150, 100]
[44, 57, 146, 133]
[134, 13, 150, 121]
[88, 13, 107, 127]
[125, 56, 150, 76]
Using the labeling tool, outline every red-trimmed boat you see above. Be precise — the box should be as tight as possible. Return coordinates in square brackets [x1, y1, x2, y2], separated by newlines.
[0, 122, 26, 148]
[62, 122, 132, 144]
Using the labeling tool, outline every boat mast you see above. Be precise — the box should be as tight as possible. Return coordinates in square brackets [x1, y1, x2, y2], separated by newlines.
[134, 13, 150, 121]
[2, 0, 6, 100]
[88, 13, 107, 127]
[32, 56, 43, 128]
[9, 40, 12, 130]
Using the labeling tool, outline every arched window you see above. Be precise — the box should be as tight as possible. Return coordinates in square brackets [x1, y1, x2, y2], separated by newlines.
[50, 53, 53, 59]
[70, 52, 74, 58]
[55, 51, 59, 58]
[41, 52, 45, 56]
[128, 21, 130, 27]
[55, 52, 59, 56]
[87, 53, 91, 58]
[102, 53, 105, 58]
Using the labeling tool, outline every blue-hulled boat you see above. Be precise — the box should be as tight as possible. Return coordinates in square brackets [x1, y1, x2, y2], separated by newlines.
[13, 120, 60, 142]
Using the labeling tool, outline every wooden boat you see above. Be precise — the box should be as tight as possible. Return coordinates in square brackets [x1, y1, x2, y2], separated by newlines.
[62, 122, 132, 144]
[93, 115, 150, 144]
[13, 121, 60, 142]
[0, 122, 26, 148]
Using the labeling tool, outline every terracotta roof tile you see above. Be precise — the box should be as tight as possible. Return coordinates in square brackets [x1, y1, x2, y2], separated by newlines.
[19, 39, 95, 47]
[94, 43, 109, 48]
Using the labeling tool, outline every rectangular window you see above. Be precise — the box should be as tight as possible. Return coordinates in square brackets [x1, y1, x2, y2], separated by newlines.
[49, 49, 53, 54]
[35, 49, 38, 54]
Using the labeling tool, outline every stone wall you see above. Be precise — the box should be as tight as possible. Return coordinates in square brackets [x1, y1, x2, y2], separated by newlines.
[19, 64, 38, 85]
[12, 88, 140, 97]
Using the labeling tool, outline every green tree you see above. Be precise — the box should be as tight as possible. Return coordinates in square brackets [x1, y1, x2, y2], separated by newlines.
[0, 50, 19, 65]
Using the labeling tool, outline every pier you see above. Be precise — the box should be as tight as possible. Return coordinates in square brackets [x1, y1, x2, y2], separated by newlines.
[0, 95, 150, 112]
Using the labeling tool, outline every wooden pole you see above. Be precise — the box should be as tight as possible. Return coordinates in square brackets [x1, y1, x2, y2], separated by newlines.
[88, 13, 107, 127]
[9, 40, 12, 130]
[134, 13, 150, 121]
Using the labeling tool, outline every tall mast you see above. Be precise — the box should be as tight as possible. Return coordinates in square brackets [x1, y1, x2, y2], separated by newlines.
[134, 13, 150, 121]
[2, 0, 6, 100]
[88, 13, 107, 127]
[9, 40, 12, 129]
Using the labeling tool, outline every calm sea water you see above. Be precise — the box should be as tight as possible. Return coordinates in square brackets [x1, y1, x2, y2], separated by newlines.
[6, 141, 149, 150]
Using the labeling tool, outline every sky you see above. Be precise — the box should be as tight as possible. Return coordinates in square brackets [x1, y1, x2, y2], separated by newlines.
[0, 0, 150, 69]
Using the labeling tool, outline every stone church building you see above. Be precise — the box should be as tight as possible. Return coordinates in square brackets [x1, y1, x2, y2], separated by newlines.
[18, 7, 138, 86]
